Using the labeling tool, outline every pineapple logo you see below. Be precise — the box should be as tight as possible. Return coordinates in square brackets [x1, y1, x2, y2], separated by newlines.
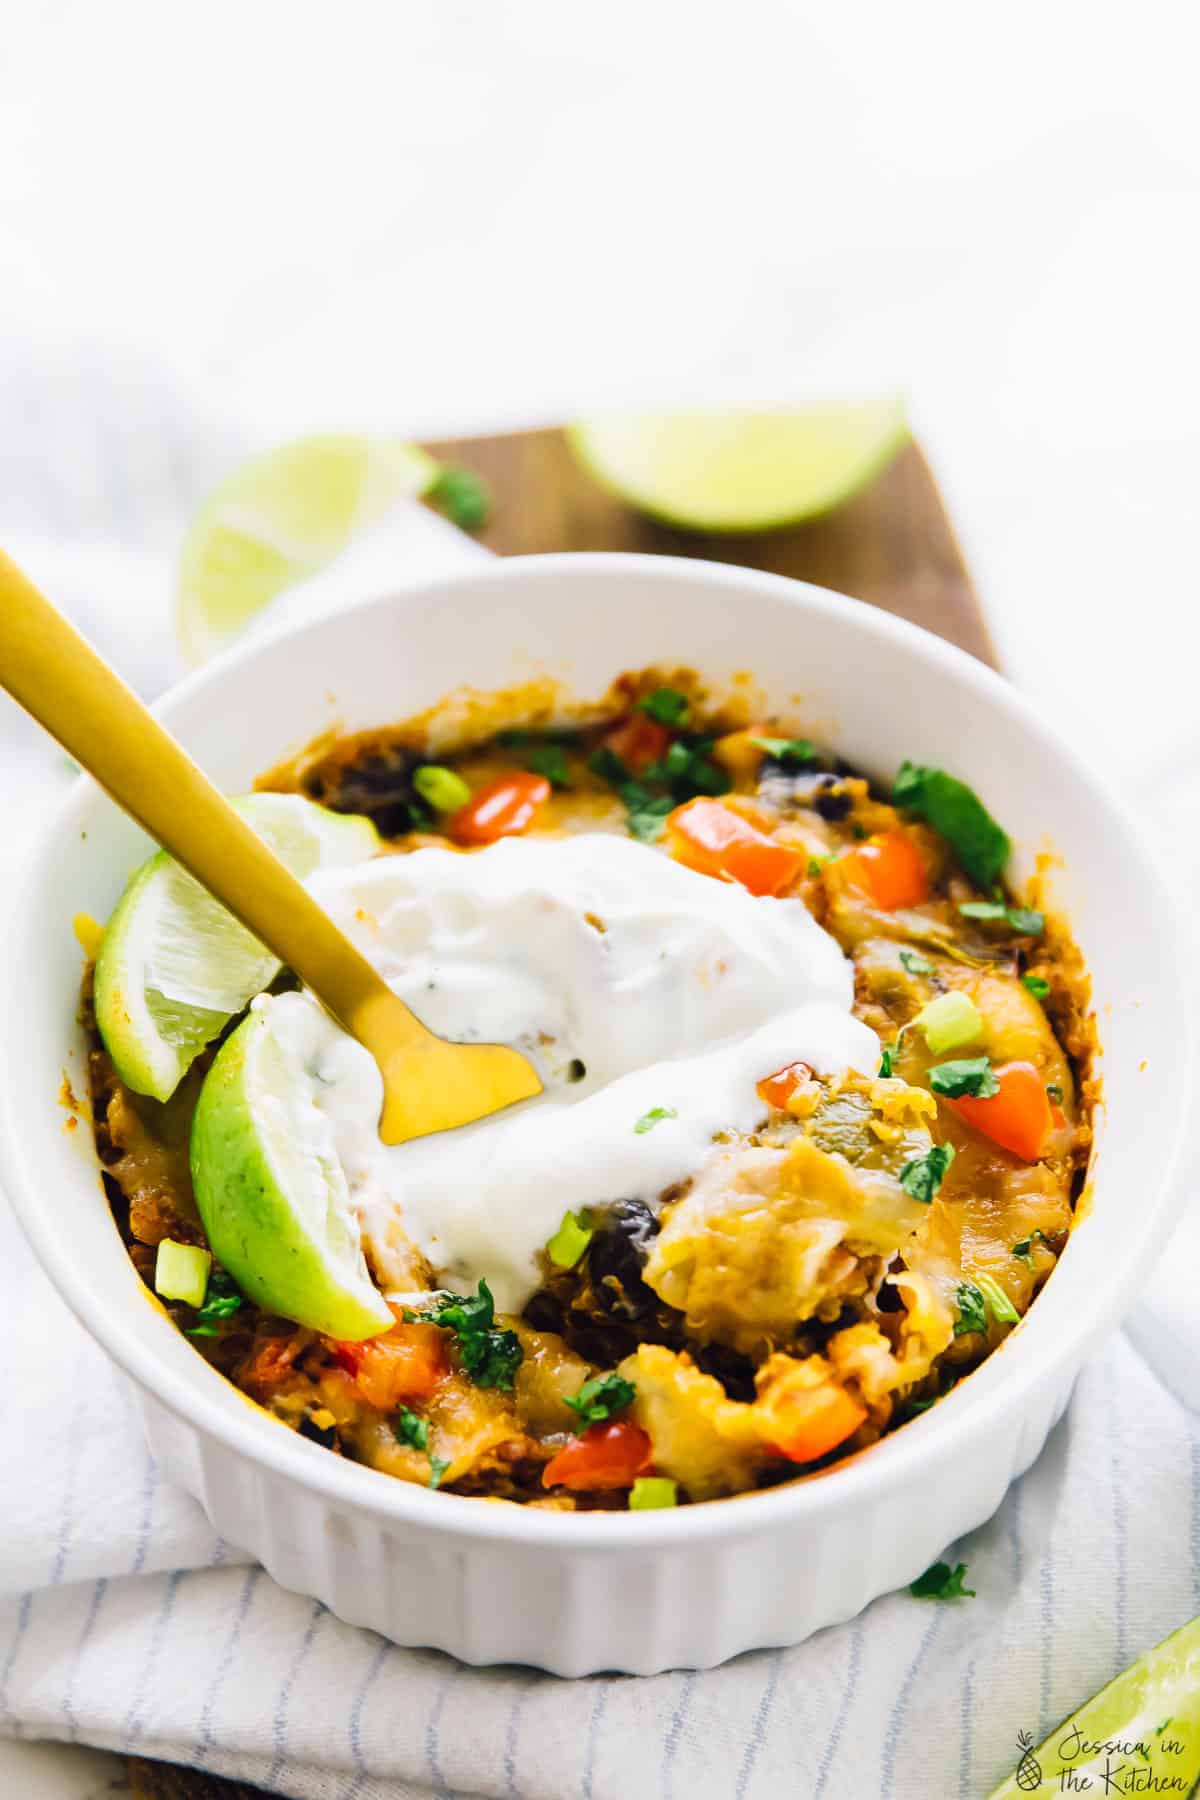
[1014, 1729, 1043, 1791]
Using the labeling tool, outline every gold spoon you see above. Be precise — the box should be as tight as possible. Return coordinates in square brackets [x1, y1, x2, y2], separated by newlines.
[0, 549, 542, 1143]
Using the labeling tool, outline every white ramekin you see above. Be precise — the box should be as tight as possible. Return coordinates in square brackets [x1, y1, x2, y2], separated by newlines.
[1, 554, 1191, 1675]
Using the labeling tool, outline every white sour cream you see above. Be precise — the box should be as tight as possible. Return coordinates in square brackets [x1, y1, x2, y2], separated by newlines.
[283, 833, 879, 1311]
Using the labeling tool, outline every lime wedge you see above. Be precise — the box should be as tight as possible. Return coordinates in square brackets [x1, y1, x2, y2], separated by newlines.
[94, 794, 377, 1103]
[567, 402, 908, 533]
[191, 993, 393, 1339]
[177, 434, 439, 665]
[986, 1614, 1200, 1798]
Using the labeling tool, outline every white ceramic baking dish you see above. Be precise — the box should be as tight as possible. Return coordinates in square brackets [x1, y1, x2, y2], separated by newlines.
[1, 553, 1190, 1675]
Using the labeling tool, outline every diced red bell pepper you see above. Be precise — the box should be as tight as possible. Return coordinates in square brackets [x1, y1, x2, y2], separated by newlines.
[449, 772, 550, 845]
[757, 1061, 813, 1110]
[542, 1418, 653, 1491]
[331, 1322, 448, 1408]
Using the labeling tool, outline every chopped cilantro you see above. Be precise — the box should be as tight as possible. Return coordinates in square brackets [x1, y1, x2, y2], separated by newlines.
[953, 1281, 988, 1336]
[588, 745, 631, 786]
[523, 744, 572, 789]
[1006, 906, 1044, 936]
[634, 1105, 677, 1134]
[428, 1455, 451, 1490]
[405, 1278, 523, 1391]
[958, 900, 1044, 935]
[619, 784, 675, 842]
[751, 736, 818, 766]
[929, 1056, 998, 1099]
[1022, 973, 1051, 999]
[899, 1143, 955, 1204]
[878, 1045, 895, 1078]
[899, 949, 934, 977]
[428, 465, 491, 531]
[807, 856, 826, 878]
[910, 1560, 975, 1600]
[185, 1272, 243, 1338]
[637, 686, 690, 726]
[975, 1270, 1019, 1325]
[394, 1406, 429, 1452]
[565, 1372, 636, 1426]
[893, 762, 1010, 889]
[643, 739, 729, 799]
[1013, 1229, 1053, 1268]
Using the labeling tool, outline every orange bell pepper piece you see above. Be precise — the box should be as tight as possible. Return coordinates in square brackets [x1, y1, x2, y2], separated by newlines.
[759, 1378, 867, 1464]
[757, 1061, 813, 1110]
[331, 1322, 449, 1408]
[947, 1060, 1053, 1162]
[839, 830, 929, 910]
[449, 772, 550, 845]
[666, 797, 803, 897]
[542, 1419, 653, 1491]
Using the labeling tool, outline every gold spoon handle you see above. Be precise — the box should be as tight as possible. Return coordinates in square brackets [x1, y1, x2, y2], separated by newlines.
[0, 549, 436, 1059]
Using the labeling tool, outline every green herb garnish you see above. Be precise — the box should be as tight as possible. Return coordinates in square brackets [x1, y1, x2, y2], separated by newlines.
[975, 1270, 1019, 1325]
[899, 1143, 955, 1204]
[1012, 1230, 1052, 1269]
[588, 745, 631, 786]
[185, 1271, 243, 1338]
[893, 762, 1010, 889]
[899, 949, 934, 977]
[929, 1056, 998, 1099]
[404, 1278, 523, 1391]
[523, 744, 572, 789]
[959, 900, 1044, 936]
[751, 736, 818, 766]
[1046, 1082, 1063, 1103]
[634, 1105, 677, 1134]
[953, 1281, 988, 1336]
[1022, 973, 1051, 999]
[394, 1406, 429, 1452]
[910, 1560, 975, 1600]
[643, 740, 729, 799]
[428, 1455, 451, 1490]
[428, 465, 491, 531]
[879, 1045, 895, 1078]
[565, 1373, 636, 1426]
[618, 783, 675, 842]
[637, 687, 690, 726]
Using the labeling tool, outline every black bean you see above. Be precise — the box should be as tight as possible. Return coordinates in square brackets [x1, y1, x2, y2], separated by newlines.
[586, 1200, 661, 1322]
[298, 1413, 339, 1450]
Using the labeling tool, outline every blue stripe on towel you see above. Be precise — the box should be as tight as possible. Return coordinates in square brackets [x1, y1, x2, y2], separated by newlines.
[0, 1593, 33, 1731]
[881, 1607, 944, 1798]
[660, 1669, 698, 1799]
[814, 1617, 865, 1799]
[342, 1638, 392, 1800]
[735, 1647, 783, 1798]
[582, 1681, 612, 1800]
[267, 1599, 327, 1792]
[62, 1577, 108, 1741]
[193, 1567, 262, 1765]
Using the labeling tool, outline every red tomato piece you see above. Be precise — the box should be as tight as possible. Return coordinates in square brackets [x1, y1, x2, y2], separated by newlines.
[757, 1061, 813, 1110]
[947, 1060, 1054, 1162]
[541, 1419, 653, 1491]
[449, 772, 551, 845]
[666, 797, 804, 897]
[839, 830, 929, 910]
[331, 1322, 448, 1409]
[604, 713, 672, 773]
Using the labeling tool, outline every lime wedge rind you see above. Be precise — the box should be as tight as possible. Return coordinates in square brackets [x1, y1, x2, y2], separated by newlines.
[190, 997, 393, 1340]
[94, 794, 378, 1103]
[986, 1613, 1200, 1797]
[567, 401, 909, 535]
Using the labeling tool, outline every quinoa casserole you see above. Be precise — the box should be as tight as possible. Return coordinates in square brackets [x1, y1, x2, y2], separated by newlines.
[83, 673, 1094, 1514]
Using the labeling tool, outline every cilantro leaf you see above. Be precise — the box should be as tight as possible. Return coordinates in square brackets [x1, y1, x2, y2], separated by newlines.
[959, 900, 1044, 936]
[405, 1278, 524, 1391]
[644, 739, 729, 800]
[523, 744, 572, 789]
[634, 1105, 677, 1134]
[929, 1056, 998, 1099]
[1012, 1230, 1053, 1268]
[394, 1406, 429, 1452]
[428, 1455, 451, 1490]
[751, 736, 818, 767]
[638, 687, 690, 726]
[1022, 973, 1051, 999]
[428, 465, 491, 531]
[910, 1560, 975, 1600]
[899, 1143, 955, 1204]
[893, 762, 1010, 889]
[565, 1373, 636, 1426]
[588, 746, 630, 786]
[899, 949, 934, 977]
[952, 1281, 988, 1336]
[878, 1046, 895, 1078]
[185, 1272, 244, 1338]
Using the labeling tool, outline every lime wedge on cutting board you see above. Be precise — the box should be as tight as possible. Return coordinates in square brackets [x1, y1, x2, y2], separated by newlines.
[567, 402, 908, 533]
[986, 1613, 1200, 1797]
[177, 434, 438, 665]
[94, 794, 377, 1103]
[191, 994, 393, 1339]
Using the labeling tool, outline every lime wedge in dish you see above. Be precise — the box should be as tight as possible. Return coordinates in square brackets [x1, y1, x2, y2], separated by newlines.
[986, 1613, 1200, 1798]
[567, 402, 908, 533]
[191, 993, 393, 1339]
[94, 793, 378, 1103]
[177, 434, 439, 665]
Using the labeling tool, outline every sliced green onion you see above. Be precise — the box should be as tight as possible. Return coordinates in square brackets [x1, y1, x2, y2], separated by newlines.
[1022, 974, 1051, 999]
[914, 991, 984, 1057]
[154, 1239, 212, 1309]
[629, 1476, 678, 1510]
[546, 1210, 594, 1269]
[413, 765, 471, 813]
[975, 1270, 1019, 1325]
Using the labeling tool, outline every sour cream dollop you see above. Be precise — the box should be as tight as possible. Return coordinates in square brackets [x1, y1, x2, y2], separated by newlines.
[284, 833, 879, 1310]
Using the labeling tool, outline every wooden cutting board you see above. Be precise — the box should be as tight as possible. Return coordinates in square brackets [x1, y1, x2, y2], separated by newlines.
[127, 422, 993, 1800]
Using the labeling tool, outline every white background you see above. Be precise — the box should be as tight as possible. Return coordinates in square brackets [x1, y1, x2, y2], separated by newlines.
[3, 3, 1200, 1790]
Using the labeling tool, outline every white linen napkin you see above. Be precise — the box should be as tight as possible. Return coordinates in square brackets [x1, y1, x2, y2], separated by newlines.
[1, 340, 1199, 1800]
